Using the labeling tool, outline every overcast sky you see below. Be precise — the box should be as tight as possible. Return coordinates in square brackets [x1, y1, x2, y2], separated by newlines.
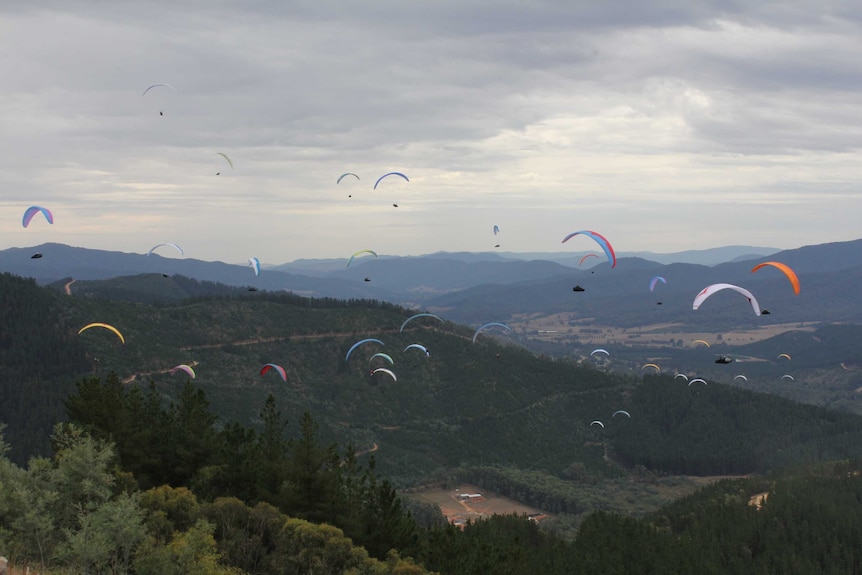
[1, 1, 860, 264]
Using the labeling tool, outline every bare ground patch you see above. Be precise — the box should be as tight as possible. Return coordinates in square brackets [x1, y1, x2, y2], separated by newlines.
[508, 316, 820, 349]
[409, 484, 548, 526]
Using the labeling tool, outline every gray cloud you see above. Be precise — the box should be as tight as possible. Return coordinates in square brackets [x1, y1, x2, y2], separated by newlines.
[1, 1, 860, 262]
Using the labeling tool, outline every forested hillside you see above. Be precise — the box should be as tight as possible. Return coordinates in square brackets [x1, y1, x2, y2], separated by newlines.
[0, 273, 91, 461]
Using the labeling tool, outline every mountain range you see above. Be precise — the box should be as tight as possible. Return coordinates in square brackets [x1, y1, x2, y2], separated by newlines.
[3, 239, 859, 329]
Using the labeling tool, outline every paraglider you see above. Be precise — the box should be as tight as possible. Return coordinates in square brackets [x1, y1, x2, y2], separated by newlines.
[404, 344, 429, 356]
[674, 373, 689, 381]
[734, 374, 748, 382]
[689, 378, 708, 386]
[147, 243, 184, 257]
[142, 83, 177, 96]
[693, 340, 711, 348]
[612, 410, 631, 419]
[369, 353, 394, 365]
[22, 206, 53, 228]
[590, 420, 605, 429]
[260, 363, 287, 382]
[345, 338, 385, 361]
[216, 152, 233, 172]
[562, 230, 616, 268]
[78, 323, 125, 344]
[590, 348, 610, 357]
[400, 313, 443, 332]
[781, 374, 795, 381]
[649, 276, 666, 292]
[371, 368, 397, 382]
[373, 172, 409, 190]
[142, 83, 177, 115]
[346, 250, 377, 267]
[337, 172, 360, 184]
[170, 364, 196, 379]
[472, 322, 512, 343]
[692, 283, 761, 316]
[777, 353, 792, 361]
[642, 363, 661, 372]
[751, 261, 800, 295]
[579, 253, 599, 266]
[248, 257, 261, 276]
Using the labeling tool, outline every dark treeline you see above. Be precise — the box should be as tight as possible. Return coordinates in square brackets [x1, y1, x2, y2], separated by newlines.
[611, 376, 862, 475]
[0, 273, 92, 462]
[576, 463, 862, 574]
[65, 374, 423, 561]
[3, 373, 862, 573]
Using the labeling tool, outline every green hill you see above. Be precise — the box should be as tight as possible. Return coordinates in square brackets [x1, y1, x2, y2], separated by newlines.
[5, 273, 862, 528]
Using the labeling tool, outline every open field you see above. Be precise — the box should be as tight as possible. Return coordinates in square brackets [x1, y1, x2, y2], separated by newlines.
[508, 313, 820, 349]
[409, 484, 547, 526]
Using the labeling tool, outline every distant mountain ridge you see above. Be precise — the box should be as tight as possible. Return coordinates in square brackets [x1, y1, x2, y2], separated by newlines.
[0, 240, 856, 324]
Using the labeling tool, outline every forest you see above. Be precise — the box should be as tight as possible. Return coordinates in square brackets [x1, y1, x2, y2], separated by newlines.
[2, 378, 862, 573]
[3, 272, 862, 572]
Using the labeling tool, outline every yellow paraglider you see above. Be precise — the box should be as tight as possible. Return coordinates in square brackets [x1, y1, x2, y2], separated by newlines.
[78, 323, 125, 344]
[692, 340, 711, 348]
[641, 363, 661, 372]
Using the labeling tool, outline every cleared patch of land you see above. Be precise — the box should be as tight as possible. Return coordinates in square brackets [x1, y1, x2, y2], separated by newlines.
[409, 484, 547, 526]
[508, 313, 819, 348]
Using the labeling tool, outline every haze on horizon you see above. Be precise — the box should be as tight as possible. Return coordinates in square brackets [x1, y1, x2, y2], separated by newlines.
[2, 1, 861, 265]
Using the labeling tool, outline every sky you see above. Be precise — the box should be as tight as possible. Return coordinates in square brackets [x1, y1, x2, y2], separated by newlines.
[1, 1, 861, 265]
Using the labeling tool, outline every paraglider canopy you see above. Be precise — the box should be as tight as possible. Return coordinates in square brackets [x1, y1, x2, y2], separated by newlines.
[751, 261, 800, 295]
[346, 338, 385, 361]
[562, 230, 616, 268]
[579, 253, 599, 266]
[649, 276, 666, 292]
[215, 153, 233, 170]
[371, 368, 397, 382]
[142, 83, 177, 96]
[170, 364, 196, 379]
[373, 172, 409, 190]
[692, 283, 761, 316]
[260, 363, 287, 382]
[248, 257, 261, 276]
[346, 250, 377, 268]
[78, 322, 125, 344]
[400, 313, 443, 333]
[147, 243, 184, 257]
[22, 206, 53, 228]
[337, 172, 360, 184]
[472, 322, 512, 343]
